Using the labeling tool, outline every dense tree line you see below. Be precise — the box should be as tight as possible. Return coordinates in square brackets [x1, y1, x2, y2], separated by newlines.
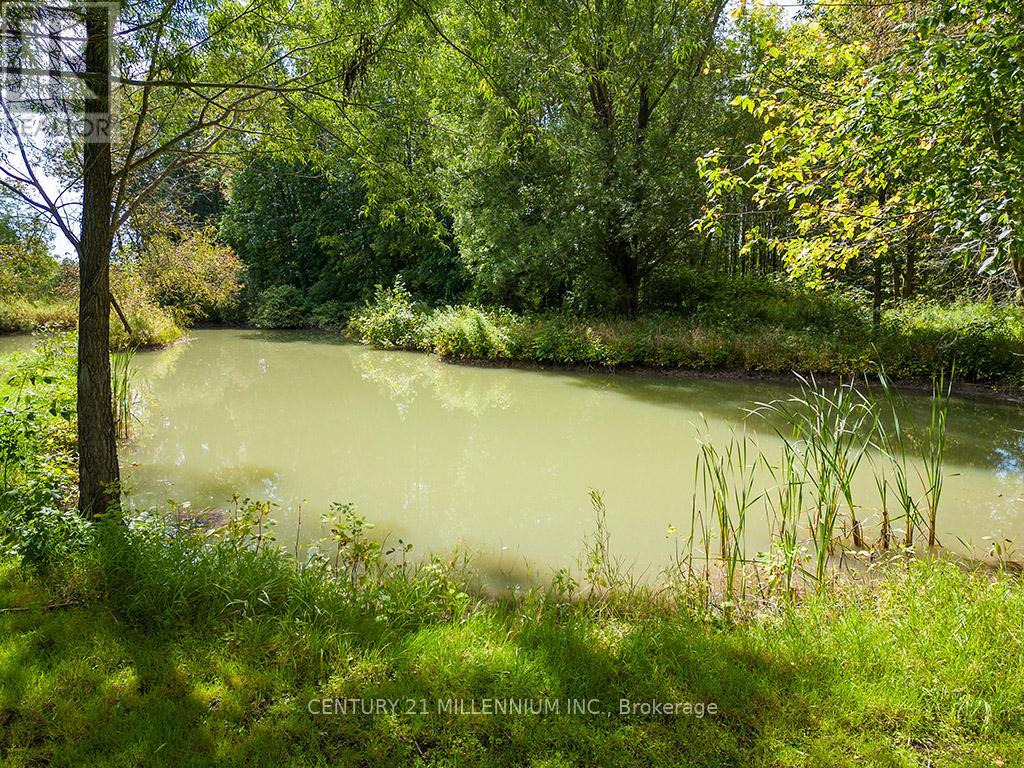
[207, 0, 1023, 321]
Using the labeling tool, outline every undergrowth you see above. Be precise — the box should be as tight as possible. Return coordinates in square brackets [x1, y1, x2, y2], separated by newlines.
[350, 282, 1024, 386]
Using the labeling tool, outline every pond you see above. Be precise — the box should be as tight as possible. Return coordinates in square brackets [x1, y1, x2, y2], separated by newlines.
[111, 329, 1024, 583]
[0, 333, 40, 357]
[7, 329, 1023, 581]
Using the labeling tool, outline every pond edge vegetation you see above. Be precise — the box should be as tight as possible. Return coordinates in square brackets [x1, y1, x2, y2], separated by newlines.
[348, 282, 1024, 396]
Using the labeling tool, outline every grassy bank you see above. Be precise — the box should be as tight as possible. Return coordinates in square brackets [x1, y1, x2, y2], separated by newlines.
[0, 297, 77, 333]
[0, 297, 183, 349]
[1, 533, 1023, 767]
[349, 283, 1024, 387]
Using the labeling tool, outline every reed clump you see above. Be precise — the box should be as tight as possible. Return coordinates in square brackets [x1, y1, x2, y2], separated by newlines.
[110, 347, 137, 440]
[678, 372, 953, 607]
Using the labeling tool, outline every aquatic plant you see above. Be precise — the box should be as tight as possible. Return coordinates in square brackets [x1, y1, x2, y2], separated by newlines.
[579, 490, 625, 602]
[922, 372, 952, 549]
[694, 429, 760, 603]
[110, 347, 137, 440]
[678, 372, 955, 604]
[761, 437, 809, 599]
[752, 377, 875, 581]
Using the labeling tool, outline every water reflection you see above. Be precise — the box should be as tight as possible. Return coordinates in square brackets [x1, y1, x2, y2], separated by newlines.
[355, 350, 514, 417]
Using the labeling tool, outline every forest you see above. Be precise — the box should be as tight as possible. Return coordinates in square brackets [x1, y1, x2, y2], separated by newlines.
[2, 0, 1024, 765]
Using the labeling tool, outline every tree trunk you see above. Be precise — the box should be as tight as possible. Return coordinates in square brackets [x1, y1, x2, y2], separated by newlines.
[872, 258, 883, 332]
[77, 4, 119, 516]
[890, 252, 902, 300]
[904, 229, 916, 299]
[605, 230, 640, 318]
[1012, 248, 1024, 303]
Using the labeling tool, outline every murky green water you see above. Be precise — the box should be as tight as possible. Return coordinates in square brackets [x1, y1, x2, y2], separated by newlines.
[0, 333, 38, 357]
[112, 329, 1024, 581]
[8, 329, 1024, 580]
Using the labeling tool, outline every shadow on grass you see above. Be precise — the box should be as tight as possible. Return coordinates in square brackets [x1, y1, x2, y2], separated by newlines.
[0, 586, 842, 768]
[0, 605, 216, 768]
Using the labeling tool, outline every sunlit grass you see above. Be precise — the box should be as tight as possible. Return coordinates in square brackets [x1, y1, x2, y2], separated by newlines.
[2, 557, 1023, 767]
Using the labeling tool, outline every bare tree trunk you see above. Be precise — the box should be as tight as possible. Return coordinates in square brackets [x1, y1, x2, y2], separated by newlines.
[77, 4, 119, 516]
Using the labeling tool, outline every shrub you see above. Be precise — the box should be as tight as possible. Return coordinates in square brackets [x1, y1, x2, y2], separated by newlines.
[251, 285, 310, 329]
[135, 227, 244, 324]
[348, 282, 424, 347]
[0, 336, 78, 546]
[0, 297, 40, 332]
[0, 243, 59, 299]
[0, 294, 179, 348]
[881, 300, 1024, 382]
[109, 267, 184, 348]
[310, 300, 350, 329]
[423, 306, 513, 359]
[349, 279, 1024, 384]
[0, 297, 77, 333]
[15, 506, 93, 575]
[526, 318, 605, 363]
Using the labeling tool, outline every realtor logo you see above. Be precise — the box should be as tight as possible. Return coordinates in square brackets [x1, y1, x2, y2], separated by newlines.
[0, 0, 118, 142]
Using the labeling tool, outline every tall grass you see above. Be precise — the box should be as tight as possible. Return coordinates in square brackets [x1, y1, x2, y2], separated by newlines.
[922, 371, 952, 549]
[110, 347, 137, 440]
[763, 437, 809, 599]
[753, 378, 876, 577]
[685, 372, 952, 604]
[350, 285, 1024, 386]
[1, 330, 959, 617]
[694, 429, 760, 603]
[874, 372, 951, 550]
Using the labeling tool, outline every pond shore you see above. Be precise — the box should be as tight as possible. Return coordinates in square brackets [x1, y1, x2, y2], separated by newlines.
[348, 290, 1024, 403]
[435, 352, 1024, 404]
[4, 327, 1024, 766]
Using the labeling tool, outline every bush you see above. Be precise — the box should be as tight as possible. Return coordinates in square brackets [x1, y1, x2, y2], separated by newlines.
[1, 262, 182, 348]
[134, 227, 244, 324]
[348, 282, 424, 347]
[0, 336, 78, 548]
[422, 306, 514, 359]
[880, 300, 1024, 382]
[310, 299, 351, 329]
[110, 267, 184, 348]
[525, 318, 605, 363]
[0, 297, 77, 333]
[0, 243, 59, 300]
[0, 294, 180, 349]
[251, 285, 310, 329]
[15, 506, 93, 575]
[349, 280, 1024, 384]
[643, 266, 871, 338]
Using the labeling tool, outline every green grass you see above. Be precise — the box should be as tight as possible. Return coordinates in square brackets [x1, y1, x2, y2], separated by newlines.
[1, 556, 1023, 767]
[0, 297, 183, 349]
[0, 297, 77, 333]
[1, 326, 1022, 765]
[349, 282, 1024, 386]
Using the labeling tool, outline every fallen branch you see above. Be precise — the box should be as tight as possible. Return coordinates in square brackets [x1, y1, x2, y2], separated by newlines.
[111, 295, 133, 334]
